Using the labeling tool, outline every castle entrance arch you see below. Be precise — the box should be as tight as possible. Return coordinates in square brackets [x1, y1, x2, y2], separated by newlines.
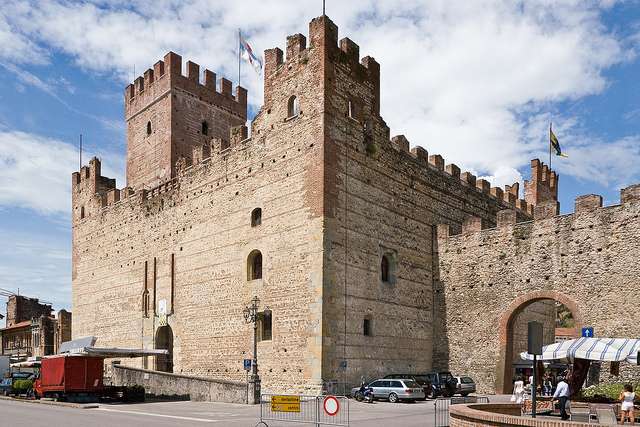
[155, 325, 174, 372]
[497, 291, 583, 394]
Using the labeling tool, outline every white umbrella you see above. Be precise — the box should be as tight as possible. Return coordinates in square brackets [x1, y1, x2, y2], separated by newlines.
[520, 337, 640, 363]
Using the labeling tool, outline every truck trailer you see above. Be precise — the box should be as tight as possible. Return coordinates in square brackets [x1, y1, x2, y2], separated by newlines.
[34, 355, 104, 402]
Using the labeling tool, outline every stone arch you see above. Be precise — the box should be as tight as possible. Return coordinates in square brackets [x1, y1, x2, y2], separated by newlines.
[496, 290, 583, 394]
[155, 325, 173, 373]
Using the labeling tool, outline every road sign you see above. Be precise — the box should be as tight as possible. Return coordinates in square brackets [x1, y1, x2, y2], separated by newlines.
[243, 359, 251, 371]
[271, 395, 300, 404]
[582, 328, 594, 338]
[323, 395, 339, 416]
[270, 396, 301, 412]
[271, 403, 300, 412]
[342, 360, 347, 368]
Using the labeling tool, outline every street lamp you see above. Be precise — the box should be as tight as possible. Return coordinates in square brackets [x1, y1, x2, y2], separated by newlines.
[243, 296, 261, 404]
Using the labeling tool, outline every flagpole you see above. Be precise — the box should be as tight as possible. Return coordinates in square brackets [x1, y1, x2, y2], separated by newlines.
[549, 122, 552, 168]
[238, 28, 241, 89]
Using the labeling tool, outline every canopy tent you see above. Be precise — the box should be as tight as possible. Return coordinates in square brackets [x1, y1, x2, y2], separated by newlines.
[520, 338, 640, 396]
[520, 337, 640, 363]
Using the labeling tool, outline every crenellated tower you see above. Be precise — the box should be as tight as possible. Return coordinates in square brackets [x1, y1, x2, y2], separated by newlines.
[524, 159, 559, 218]
[124, 52, 247, 191]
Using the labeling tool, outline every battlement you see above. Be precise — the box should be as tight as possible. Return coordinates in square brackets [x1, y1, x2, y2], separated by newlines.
[391, 135, 535, 215]
[263, 16, 380, 116]
[124, 51, 247, 120]
[438, 182, 640, 241]
[524, 159, 559, 217]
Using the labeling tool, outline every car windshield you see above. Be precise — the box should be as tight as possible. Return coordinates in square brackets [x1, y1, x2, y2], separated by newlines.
[413, 375, 430, 384]
[403, 380, 421, 388]
[440, 372, 453, 381]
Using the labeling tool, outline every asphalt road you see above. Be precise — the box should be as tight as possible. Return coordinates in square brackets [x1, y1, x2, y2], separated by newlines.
[0, 394, 510, 427]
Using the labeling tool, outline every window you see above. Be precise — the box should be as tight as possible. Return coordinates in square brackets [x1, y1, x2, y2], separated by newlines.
[248, 250, 262, 280]
[146, 121, 152, 135]
[142, 289, 149, 318]
[349, 100, 358, 119]
[80, 206, 85, 219]
[202, 121, 209, 136]
[251, 208, 262, 227]
[258, 309, 272, 341]
[363, 316, 372, 336]
[381, 256, 389, 282]
[379, 248, 398, 284]
[287, 96, 297, 118]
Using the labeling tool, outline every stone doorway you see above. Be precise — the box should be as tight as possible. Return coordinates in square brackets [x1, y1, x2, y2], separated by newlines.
[497, 291, 582, 394]
[155, 325, 174, 372]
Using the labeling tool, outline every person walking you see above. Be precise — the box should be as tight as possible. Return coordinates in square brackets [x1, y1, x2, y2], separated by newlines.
[545, 375, 553, 396]
[620, 383, 635, 426]
[513, 375, 525, 404]
[553, 375, 570, 420]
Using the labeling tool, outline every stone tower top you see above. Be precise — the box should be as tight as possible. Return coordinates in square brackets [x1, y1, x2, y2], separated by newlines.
[124, 52, 247, 191]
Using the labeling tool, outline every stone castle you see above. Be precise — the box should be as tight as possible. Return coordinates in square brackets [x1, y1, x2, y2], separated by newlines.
[71, 15, 640, 395]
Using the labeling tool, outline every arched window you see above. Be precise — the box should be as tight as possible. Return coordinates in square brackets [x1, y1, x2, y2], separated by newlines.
[146, 121, 152, 135]
[251, 208, 262, 227]
[248, 250, 263, 280]
[202, 121, 209, 136]
[287, 96, 297, 118]
[381, 256, 389, 282]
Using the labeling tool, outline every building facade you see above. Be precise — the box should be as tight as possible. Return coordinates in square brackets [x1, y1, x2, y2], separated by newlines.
[71, 15, 576, 394]
[0, 295, 71, 360]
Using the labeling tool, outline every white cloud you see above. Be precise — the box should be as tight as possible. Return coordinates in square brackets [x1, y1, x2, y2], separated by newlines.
[0, 0, 639, 200]
[0, 130, 77, 214]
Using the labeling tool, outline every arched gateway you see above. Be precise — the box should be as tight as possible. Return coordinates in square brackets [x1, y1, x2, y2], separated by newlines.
[155, 325, 174, 372]
[497, 291, 583, 394]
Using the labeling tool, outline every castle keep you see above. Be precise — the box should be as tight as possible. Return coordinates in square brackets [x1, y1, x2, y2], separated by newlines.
[72, 15, 636, 395]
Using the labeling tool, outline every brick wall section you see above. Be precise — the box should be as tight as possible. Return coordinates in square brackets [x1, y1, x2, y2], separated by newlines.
[112, 364, 246, 403]
[436, 189, 640, 394]
[6, 295, 52, 326]
[450, 403, 592, 427]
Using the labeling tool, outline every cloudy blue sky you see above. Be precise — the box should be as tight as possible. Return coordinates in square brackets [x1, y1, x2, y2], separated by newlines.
[1, 0, 640, 322]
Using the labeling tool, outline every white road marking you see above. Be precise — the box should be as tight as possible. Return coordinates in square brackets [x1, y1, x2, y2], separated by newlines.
[95, 407, 220, 423]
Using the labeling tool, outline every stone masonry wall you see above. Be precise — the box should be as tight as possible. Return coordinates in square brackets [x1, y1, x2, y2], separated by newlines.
[436, 184, 640, 394]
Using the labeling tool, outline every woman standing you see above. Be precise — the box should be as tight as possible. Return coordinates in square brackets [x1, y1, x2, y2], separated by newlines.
[620, 383, 635, 426]
[513, 375, 525, 404]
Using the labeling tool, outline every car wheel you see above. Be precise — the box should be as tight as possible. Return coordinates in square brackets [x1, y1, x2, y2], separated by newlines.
[427, 389, 436, 399]
[388, 393, 399, 403]
[461, 392, 469, 397]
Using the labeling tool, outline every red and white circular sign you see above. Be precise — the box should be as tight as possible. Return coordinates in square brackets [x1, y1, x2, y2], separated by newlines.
[323, 395, 339, 416]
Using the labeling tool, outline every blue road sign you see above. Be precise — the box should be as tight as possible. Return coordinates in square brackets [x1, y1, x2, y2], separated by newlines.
[342, 361, 347, 369]
[244, 359, 252, 371]
[582, 328, 594, 338]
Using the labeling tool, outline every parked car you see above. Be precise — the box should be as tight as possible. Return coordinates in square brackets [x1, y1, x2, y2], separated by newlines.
[351, 378, 425, 402]
[0, 373, 32, 396]
[422, 371, 457, 398]
[382, 374, 434, 399]
[453, 376, 476, 396]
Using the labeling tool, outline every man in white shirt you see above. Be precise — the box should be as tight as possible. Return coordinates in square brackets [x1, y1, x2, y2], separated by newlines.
[553, 376, 570, 420]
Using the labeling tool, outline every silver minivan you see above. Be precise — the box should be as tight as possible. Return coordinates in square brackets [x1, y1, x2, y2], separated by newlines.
[453, 376, 476, 396]
[365, 378, 426, 402]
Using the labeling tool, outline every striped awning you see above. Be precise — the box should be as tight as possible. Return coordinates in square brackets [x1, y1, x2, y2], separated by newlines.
[520, 338, 640, 363]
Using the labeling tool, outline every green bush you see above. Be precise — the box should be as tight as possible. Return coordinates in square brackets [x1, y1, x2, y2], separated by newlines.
[13, 379, 33, 391]
[581, 382, 636, 400]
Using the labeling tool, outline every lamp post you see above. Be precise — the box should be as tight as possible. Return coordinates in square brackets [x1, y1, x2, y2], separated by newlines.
[243, 296, 261, 404]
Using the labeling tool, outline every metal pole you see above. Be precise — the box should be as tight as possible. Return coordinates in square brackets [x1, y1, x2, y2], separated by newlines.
[532, 354, 537, 418]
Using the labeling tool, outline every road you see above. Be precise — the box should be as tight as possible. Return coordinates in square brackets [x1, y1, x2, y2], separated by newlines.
[0, 394, 509, 426]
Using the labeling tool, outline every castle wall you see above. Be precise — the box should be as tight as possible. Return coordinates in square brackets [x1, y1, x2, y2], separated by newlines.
[436, 185, 640, 394]
[72, 15, 557, 396]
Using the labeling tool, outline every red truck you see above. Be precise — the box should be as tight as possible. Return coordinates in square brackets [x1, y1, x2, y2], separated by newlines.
[34, 355, 104, 402]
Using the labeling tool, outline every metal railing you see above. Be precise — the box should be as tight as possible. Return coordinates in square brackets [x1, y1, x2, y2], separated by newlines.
[434, 395, 489, 427]
[257, 394, 349, 427]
